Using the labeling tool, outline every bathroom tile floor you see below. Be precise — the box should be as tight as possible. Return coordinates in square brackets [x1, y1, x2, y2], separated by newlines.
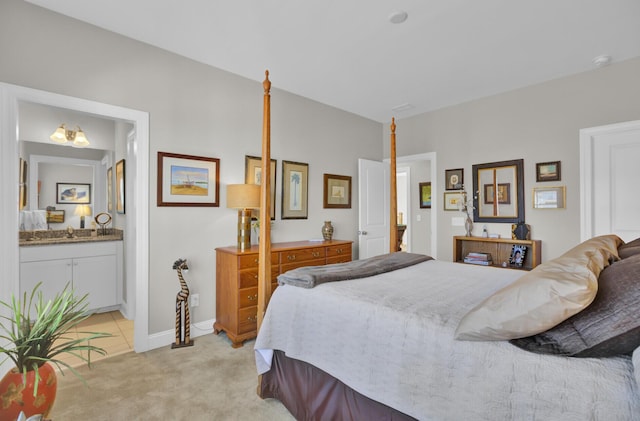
[55, 310, 134, 369]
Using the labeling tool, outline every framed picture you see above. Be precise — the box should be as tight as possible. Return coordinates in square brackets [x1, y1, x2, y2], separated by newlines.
[533, 186, 566, 209]
[483, 183, 511, 205]
[115, 159, 126, 213]
[323, 173, 351, 209]
[46, 209, 65, 223]
[472, 159, 524, 223]
[245, 155, 277, 219]
[536, 161, 561, 182]
[443, 191, 465, 211]
[445, 168, 464, 190]
[419, 182, 432, 208]
[19, 185, 26, 210]
[509, 244, 528, 268]
[56, 183, 91, 204]
[157, 152, 220, 207]
[19, 158, 27, 184]
[281, 160, 308, 219]
[107, 166, 113, 213]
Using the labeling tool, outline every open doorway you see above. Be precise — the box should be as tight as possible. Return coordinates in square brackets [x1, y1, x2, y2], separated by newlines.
[0, 82, 151, 362]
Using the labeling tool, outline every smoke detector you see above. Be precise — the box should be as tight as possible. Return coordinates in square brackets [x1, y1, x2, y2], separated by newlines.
[388, 10, 408, 24]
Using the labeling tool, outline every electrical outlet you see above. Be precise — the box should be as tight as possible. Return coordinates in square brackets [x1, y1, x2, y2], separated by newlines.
[190, 293, 199, 308]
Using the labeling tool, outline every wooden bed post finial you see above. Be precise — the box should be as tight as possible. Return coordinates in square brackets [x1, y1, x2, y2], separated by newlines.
[390, 117, 398, 253]
[263, 70, 271, 93]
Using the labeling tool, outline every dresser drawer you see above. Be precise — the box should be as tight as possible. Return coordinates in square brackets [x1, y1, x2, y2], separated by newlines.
[238, 306, 258, 334]
[280, 247, 325, 265]
[239, 287, 258, 308]
[238, 266, 279, 289]
[281, 257, 325, 273]
[326, 244, 351, 258]
[327, 254, 351, 265]
[238, 252, 278, 270]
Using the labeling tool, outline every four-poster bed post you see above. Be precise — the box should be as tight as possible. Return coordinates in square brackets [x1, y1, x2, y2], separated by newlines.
[257, 70, 272, 331]
[390, 117, 398, 253]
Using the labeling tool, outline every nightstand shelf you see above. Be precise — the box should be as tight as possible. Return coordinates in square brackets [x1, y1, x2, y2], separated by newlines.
[453, 236, 541, 270]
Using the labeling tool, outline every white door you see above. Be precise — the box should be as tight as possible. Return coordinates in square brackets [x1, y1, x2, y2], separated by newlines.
[581, 120, 640, 242]
[358, 159, 389, 259]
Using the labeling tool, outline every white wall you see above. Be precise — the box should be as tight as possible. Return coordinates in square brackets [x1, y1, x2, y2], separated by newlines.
[0, 0, 381, 336]
[388, 56, 640, 261]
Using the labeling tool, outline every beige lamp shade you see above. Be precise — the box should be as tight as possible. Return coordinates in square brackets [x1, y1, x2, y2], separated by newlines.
[74, 204, 92, 217]
[227, 184, 260, 209]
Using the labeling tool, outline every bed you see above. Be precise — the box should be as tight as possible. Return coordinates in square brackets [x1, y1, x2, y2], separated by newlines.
[252, 72, 640, 420]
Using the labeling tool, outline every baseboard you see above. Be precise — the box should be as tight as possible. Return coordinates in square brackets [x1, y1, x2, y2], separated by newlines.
[147, 318, 215, 351]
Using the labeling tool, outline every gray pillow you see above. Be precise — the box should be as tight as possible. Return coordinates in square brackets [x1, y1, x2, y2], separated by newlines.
[510, 253, 640, 357]
[619, 237, 640, 259]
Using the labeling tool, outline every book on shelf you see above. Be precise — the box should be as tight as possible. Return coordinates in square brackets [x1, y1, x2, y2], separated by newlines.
[465, 252, 492, 261]
[463, 258, 493, 266]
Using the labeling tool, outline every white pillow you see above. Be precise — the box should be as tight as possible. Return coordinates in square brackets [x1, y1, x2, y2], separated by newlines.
[455, 235, 623, 341]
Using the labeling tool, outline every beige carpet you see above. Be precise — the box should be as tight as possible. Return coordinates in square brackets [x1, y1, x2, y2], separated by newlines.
[51, 333, 294, 420]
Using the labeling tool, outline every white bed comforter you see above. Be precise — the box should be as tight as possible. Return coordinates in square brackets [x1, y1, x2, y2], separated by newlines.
[255, 259, 640, 420]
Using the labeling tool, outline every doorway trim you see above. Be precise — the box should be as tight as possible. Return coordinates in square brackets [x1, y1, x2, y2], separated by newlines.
[0, 82, 150, 354]
[393, 152, 437, 258]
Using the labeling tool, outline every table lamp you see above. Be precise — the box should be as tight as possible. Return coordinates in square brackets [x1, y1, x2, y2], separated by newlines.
[227, 184, 260, 250]
[75, 204, 92, 229]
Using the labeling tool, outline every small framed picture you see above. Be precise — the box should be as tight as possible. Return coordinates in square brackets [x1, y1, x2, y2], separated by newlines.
[116, 159, 126, 213]
[323, 173, 351, 209]
[444, 191, 465, 211]
[483, 183, 511, 205]
[245, 155, 277, 219]
[445, 168, 464, 190]
[282, 160, 309, 219]
[56, 183, 91, 204]
[509, 244, 528, 268]
[536, 161, 561, 182]
[533, 186, 566, 209]
[419, 182, 431, 208]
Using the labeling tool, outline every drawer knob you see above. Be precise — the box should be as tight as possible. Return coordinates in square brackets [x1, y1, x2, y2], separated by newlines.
[248, 315, 257, 322]
[247, 294, 258, 301]
[287, 255, 296, 261]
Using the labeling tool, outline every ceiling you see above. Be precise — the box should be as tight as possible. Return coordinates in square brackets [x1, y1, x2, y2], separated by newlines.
[26, 0, 640, 123]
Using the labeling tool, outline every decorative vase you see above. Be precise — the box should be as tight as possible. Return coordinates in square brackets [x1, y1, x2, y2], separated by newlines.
[464, 214, 473, 237]
[321, 221, 334, 241]
[0, 363, 57, 420]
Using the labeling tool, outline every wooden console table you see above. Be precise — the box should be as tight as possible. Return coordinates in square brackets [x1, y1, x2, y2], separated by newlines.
[453, 236, 541, 270]
[214, 239, 353, 348]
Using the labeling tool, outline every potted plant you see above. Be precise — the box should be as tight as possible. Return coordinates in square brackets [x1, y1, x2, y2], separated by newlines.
[0, 282, 111, 420]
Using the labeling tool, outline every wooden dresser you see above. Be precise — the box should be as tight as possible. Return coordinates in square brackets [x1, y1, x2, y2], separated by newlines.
[214, 239, 353, 348]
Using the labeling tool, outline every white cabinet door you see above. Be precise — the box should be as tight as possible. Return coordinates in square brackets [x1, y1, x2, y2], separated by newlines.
[73, 255, 117, 311]
[20, 259, 72, 313]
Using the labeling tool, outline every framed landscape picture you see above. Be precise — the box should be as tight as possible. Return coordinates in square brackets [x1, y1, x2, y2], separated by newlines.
[536, 161, 561, 182]
[56, 183, 91, 204]
[323, 173, 351, 209]
[157, 152, 220, 207]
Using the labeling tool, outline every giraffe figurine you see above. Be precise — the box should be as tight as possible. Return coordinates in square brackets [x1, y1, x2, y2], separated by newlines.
[171, 258, 194, 348]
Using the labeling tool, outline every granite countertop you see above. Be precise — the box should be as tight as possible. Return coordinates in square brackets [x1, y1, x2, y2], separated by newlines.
[19, 229, 123, 247]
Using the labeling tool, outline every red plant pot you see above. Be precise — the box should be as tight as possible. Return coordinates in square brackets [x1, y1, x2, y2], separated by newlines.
[0, 363, 57, 420]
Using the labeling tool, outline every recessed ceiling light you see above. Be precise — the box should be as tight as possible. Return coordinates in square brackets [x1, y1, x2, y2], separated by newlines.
[593, 55, 612, 67]
[388, 10, 408, 24]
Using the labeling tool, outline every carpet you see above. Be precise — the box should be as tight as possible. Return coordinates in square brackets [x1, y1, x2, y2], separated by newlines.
[51, 333, 294, 420]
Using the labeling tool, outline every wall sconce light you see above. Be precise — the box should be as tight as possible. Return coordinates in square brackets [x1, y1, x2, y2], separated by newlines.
[74, 204, 92, 229]
[50, 124, 90, 147]
[227, 184, 260, 251]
